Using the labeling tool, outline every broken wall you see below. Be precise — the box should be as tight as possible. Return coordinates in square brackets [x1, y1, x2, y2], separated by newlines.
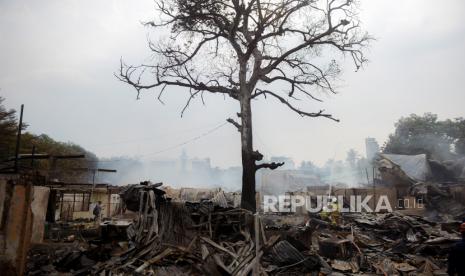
[0, 175, 35, 276]
[30, 186, 50, 243]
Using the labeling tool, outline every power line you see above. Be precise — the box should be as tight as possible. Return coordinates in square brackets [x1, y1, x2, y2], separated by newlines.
[95, 121, 229, 162]
[140, 122, 228, 158]
[87, 121, 227, 148]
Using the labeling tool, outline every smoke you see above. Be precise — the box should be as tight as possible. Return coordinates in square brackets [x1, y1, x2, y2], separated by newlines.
[97, 156, 242, 191]
[318, 158, 374, 188]
[97, 149, 377, 194]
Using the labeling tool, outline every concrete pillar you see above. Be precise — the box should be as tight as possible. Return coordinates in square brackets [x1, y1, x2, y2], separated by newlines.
[0, 178, 34, 276]
[31, 186, 50, 243]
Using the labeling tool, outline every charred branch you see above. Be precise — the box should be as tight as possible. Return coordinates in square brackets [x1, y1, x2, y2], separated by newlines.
[252, 150, 264, 161]
[226, 118, 241, 131]
[256, 162, 285, 171]
[118, 0, 371, 112]
[253, 89, 339, 122]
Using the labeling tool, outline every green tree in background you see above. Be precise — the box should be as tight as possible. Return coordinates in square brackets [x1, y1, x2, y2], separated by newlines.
[0, 97, 22, 160]
[443, 117, 465, 155]
[0, 97, 98, 182]
[20, 133, 98, 182]
[383, 113, 465, 160]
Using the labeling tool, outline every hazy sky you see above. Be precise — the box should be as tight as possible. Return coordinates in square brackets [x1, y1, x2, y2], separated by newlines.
[1, 0, 464, 168]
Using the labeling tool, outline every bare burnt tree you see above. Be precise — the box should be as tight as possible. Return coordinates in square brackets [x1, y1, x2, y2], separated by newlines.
[117, 0, 371, 212]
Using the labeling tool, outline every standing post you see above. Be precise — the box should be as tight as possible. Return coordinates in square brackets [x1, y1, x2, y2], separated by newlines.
[372, 167, 376, 206]
[107, 189, 111, 218]
[49, 157, 57, 180]
[90, 169, 96, 199]
[14, 104, 24, 173]
[254, 213, 260, 274]
[72, 193, 76, 219]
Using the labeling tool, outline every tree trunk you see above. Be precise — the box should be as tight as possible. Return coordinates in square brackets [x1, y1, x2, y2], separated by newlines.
[240, 95, 256, 212]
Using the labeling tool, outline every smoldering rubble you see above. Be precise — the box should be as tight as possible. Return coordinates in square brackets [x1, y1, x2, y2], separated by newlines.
[0, 151, 462, 276]
[25, 180, 463, 276]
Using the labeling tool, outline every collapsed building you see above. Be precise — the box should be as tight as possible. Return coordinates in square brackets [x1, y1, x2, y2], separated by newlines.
[377, 153, 465, 220]
[0, 172, 122, 275]
[0, 151, 464, 275]
[22, 180, 465, 275]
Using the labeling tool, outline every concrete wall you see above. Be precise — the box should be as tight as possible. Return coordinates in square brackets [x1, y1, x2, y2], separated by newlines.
[0, 175, 35, 276]
[0, 178, 7, 231]
[30, 186, 50, 243]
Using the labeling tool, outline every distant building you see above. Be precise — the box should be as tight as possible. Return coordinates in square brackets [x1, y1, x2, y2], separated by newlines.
[191, 157, 211, 172]
[365, 137, 380, 161]
[179, 149, 188, 172]
[260, 170, 323, 196]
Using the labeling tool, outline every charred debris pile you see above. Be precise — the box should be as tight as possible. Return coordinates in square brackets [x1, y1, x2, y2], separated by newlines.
[26, 181, 463, 276]
[376, 153, 465, 221]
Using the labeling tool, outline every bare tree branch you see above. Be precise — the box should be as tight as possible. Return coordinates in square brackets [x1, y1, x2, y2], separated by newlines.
[226, 118, 241, 131]
[256, 162, 285, 170]
[252, 88, 339, 122]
